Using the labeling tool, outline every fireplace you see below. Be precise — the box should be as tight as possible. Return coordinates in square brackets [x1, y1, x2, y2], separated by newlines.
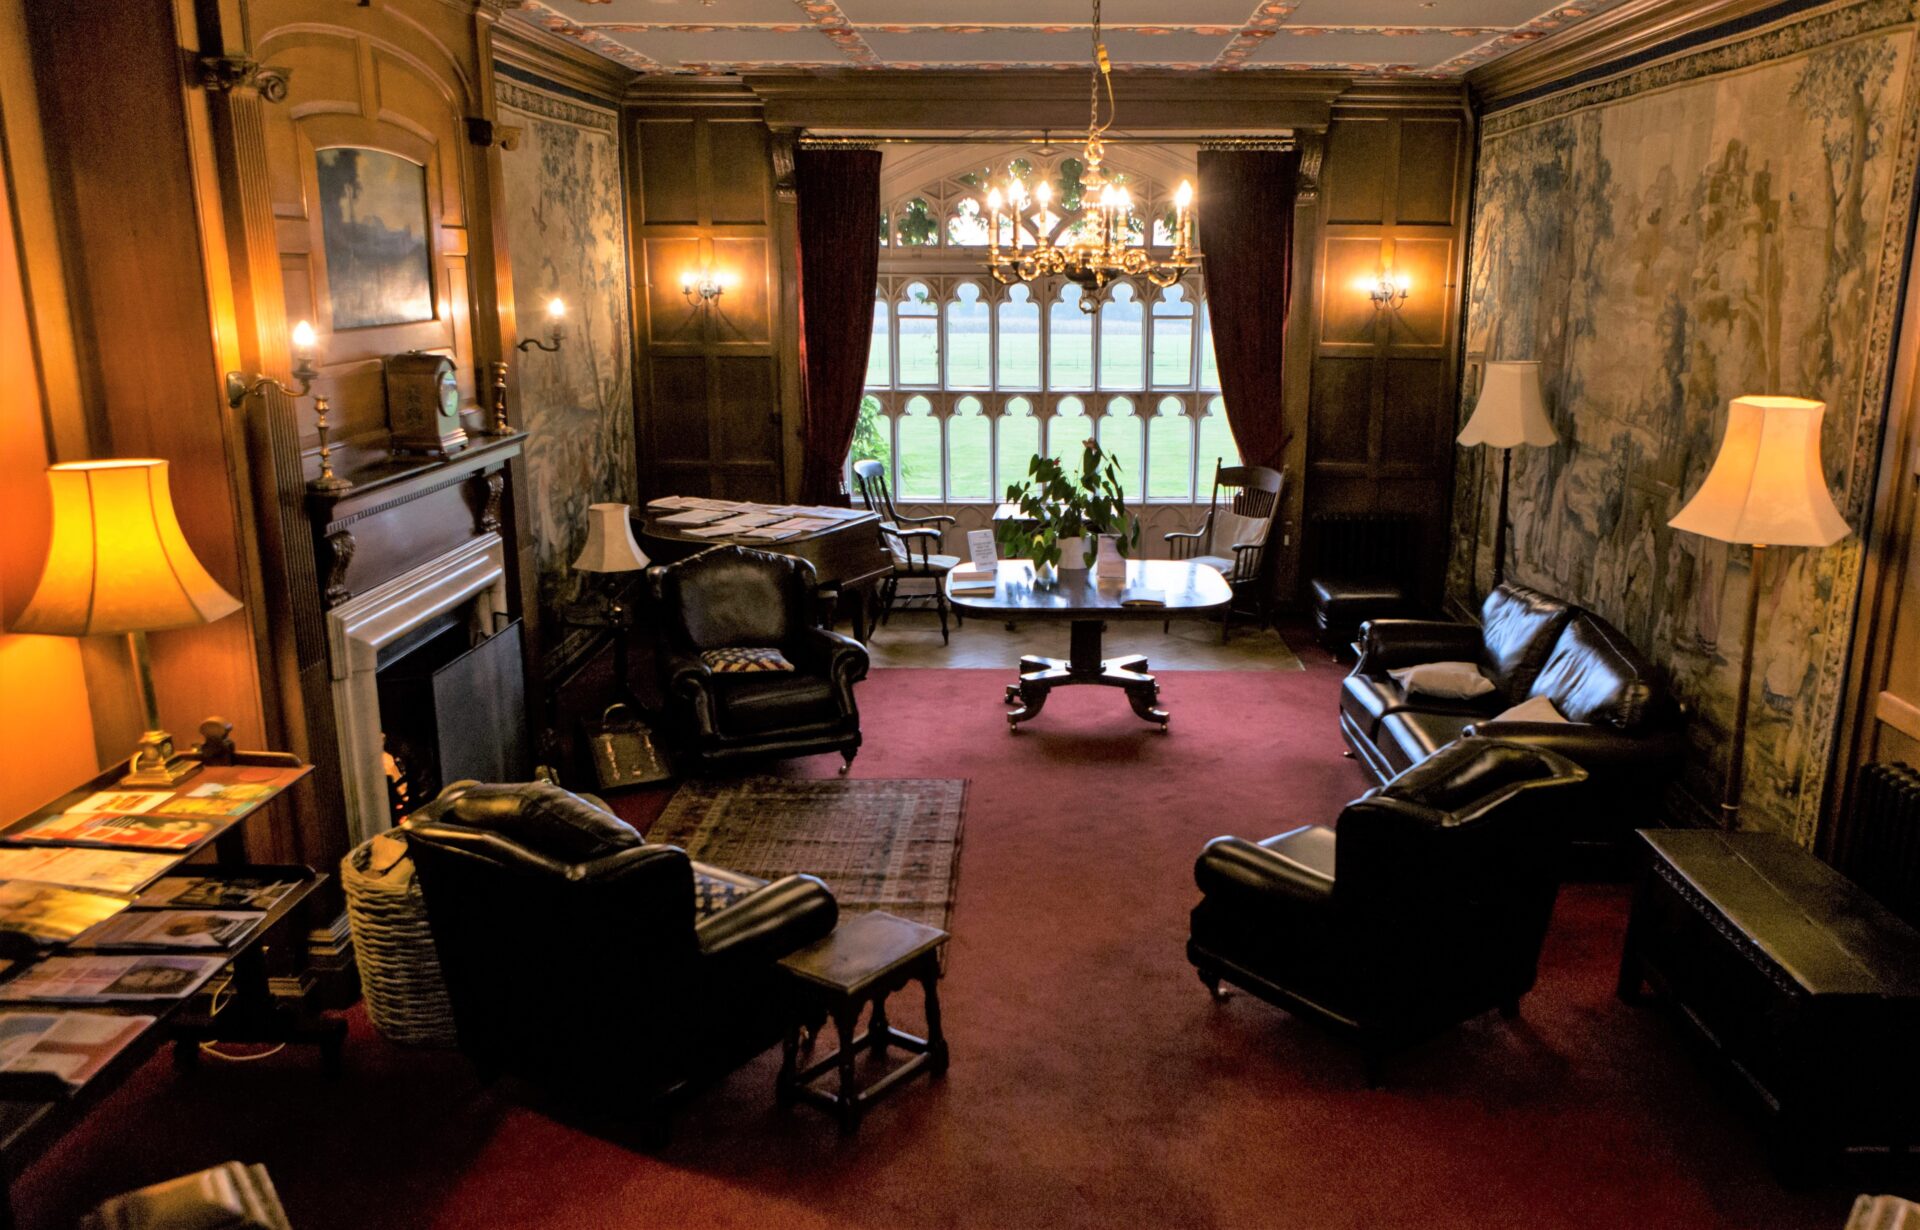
[326, 534, 523, 847]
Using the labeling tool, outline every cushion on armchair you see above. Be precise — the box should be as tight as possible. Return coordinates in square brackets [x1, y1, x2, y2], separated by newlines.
[1527, 615, 1658, 730]
[1390, 661, 1496, 700]
[1478, 584, 1574, 699]
[702, 646, 794, 673]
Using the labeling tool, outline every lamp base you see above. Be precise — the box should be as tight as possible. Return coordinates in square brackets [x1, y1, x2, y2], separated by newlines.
[118, 729, 202, 788]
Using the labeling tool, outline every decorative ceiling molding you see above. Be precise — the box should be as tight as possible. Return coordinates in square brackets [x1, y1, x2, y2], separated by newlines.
[504, 0, 1644, 79]
[491, 8, 634, 100]
[1464, 0, 1792, 104]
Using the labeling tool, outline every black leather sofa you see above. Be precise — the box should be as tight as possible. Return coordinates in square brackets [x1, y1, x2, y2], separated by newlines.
[650, 545, 869, 773]
[1340, 582, 1684, 855]
[1188, 740, 1588, 1081]
[406, 781, 838, 1137]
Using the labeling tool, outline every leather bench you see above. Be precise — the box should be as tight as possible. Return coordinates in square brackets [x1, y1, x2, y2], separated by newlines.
[1617, 829, 1920, 1173]
[1308, 576, 1413, 655]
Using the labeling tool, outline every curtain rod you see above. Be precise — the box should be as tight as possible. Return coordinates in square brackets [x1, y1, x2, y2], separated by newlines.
[797, 134, 1294, 149]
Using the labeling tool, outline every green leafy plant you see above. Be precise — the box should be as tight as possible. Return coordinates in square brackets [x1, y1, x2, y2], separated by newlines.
[850, 395, 891, 476]
[996, 436, 1141, 570]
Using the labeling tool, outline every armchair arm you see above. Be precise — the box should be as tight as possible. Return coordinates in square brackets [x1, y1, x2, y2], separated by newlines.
[1163, 528, 1207, 543]
[1353, 619, 1484, 675]
[893, 511, 956, 529]
[788, 625, 870, 689]
[696, 872, 838, 965]
[1194, 830, 1334, 908]
[1460, 721, 1686, 774]
[659, 646, 719, 737]
[889, 525, 943, 566]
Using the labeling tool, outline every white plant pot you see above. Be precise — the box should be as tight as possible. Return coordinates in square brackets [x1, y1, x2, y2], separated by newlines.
[1056, 537, 1087, 569]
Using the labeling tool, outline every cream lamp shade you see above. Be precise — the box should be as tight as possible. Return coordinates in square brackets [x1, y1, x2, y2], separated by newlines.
[12, 459, 242, 637]
[1458, 361, 1557, 448]
[573, 503, 650, 573]
[1669, 396, 1850, 547]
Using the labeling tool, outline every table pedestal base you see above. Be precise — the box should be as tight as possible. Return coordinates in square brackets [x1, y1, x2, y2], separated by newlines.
[1003, 619, 1169, 731]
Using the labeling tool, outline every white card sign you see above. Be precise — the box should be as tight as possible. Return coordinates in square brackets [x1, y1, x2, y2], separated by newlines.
[966, 529, 999, 574]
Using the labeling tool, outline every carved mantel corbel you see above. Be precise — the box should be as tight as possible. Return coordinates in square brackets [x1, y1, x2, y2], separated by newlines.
[1295, 132, 1326, 203]
[191, 54, 291, 103]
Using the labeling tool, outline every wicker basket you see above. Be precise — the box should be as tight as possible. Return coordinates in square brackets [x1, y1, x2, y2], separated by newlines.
[341, 834, 459, 1048]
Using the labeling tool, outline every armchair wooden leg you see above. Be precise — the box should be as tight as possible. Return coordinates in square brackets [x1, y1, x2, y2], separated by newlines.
[936, 589, 950, 645]
[838, 749, 856, 775]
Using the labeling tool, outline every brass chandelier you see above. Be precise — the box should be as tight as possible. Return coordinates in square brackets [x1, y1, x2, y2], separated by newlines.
[983, 0, 1197, 312]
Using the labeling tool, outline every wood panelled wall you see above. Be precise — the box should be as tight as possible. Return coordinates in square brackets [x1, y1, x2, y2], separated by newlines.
[1304, 91, 1472, 605]
[627, 87, 794, 503]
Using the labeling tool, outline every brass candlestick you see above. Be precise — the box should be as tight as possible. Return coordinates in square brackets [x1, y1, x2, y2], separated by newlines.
[309, 395, 351, 493]
[487, 360, 511, 435]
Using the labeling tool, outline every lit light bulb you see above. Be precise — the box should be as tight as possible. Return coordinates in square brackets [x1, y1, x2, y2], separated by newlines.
[1175, 180, 1193, 209]
[1395, 273, 1410, 293]
[1010, 179, 1029, 206]
[290, 319, 317, 354]
[681, 271, 696, 290]
[546, 297, 567, 320]
[987, 187, 1003, 211]
[1035, 181, 1052, 206]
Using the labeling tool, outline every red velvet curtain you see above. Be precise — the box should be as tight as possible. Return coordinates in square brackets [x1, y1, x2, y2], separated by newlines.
[1196, 147, 1301, 473]
[795, 147, 884, 505]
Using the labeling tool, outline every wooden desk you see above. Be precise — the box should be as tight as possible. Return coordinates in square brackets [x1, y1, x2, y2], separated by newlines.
[637, 507, 891, 640]
[947, 559, 1231, 731]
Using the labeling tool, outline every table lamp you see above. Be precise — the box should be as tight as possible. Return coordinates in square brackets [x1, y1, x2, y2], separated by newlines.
[1669, 395, 1850, 827]
[1459, 361, 1557, 587]
[573, 500, 650, 682]
[11, 459, 243, 786]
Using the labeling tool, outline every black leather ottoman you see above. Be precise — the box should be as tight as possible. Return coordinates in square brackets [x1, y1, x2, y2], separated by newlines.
[1309, 576, 1412, 655]
[1617, 829, 1920, 1175]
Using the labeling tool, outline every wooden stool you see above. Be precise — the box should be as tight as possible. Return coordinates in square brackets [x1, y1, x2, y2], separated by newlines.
[776, 911, 949, 1132]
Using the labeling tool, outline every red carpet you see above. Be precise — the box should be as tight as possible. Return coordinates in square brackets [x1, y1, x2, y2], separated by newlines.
[16, 647, 1869, 1228]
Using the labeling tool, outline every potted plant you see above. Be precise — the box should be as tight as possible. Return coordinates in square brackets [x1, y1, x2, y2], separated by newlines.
[997, 437, 1141, 585]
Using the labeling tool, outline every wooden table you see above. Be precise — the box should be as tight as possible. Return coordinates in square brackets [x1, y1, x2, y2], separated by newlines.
[776, 911, 948, 1133]
[636, 507, 891, 641]
[946, 559, 1232, 731]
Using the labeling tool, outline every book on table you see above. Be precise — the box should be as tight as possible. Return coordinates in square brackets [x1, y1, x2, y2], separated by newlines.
[0, 1010, 156, 1097]
[70, 909, 261, 951]
[132, 874, 301, 911]
[0, 881, 130, 947]
[0, 954, 227, 1003]
[1119, 587, 1167, 608]
[6, 811, 219, 851]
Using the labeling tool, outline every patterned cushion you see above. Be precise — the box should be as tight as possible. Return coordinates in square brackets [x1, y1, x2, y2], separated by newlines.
[701, 646, 794, 673]
[689, 864, 759, 919]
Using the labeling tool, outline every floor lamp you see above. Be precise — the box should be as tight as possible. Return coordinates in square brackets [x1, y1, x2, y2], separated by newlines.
[1458, 361, 1557, 588]
[11, 459, 244, 786]
[1669, 395, 1851, 828]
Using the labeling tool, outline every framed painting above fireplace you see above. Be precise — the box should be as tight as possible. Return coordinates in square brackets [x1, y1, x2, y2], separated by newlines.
[315, 146, 435, 330]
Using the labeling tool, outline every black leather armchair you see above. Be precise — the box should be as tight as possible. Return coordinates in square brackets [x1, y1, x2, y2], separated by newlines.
[406, 781, 838, 1135]
[1339, 582, 1684, 858]
[650, 545, 869, 773]
[1188, 740, 1588, 1082]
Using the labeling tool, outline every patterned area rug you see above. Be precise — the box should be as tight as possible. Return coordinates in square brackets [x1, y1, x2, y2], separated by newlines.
[647, 776, 968, 935]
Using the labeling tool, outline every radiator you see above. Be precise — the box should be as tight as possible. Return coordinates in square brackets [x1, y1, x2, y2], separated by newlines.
[1304, 512, 1422, 582]
[1843, 761, 1920, 930]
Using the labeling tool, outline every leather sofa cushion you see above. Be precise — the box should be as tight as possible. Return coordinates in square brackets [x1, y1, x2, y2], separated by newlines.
[715, 674, 839, 735]
[1341, 673, 1502, 741]
[1260, 825, 1337, 884]
[1479, 583, 1574, 699]
[1310, 577, 1412, 615]
[665, 548, 807, 649]
[1378, 710, 1476, 776]
[1529, 614, 1658, 730]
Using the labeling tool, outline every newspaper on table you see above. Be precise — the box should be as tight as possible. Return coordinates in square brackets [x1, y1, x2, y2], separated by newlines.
[0, 847, 177, 895]
[0, 954, 227, 1002]
[0, 1010, 156, 1093]
[72, 909, 261, 951]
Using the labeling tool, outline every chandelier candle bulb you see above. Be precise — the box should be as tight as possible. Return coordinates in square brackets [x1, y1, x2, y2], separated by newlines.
[290, 319, 318, 368]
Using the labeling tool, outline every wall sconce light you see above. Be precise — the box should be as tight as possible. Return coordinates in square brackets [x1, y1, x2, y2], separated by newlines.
[516, 296, 567, 354]
[1365, 273, 1410, 311]
[681, 269, 726, 309]
[225, 320, 349, 493]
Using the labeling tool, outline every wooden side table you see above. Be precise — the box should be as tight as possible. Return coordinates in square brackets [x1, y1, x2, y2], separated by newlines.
[776, 911, 949, 1132]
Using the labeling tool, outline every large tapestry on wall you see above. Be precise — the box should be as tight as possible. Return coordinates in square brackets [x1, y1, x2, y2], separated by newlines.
[496, 76, 636, 664]
[1447, 0, 1920, 841]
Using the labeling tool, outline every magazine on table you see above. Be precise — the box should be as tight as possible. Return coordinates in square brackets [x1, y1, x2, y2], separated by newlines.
[0, 847, 177, 895]
[132, 874, 301, 912]
[71, 909, 260, 951]
[0, 954, 226, 1003]
[7, 810, 218, 851]
[0, 1010, 156, 1096]
[657, 507, 732, 526]
[0, 881, 130, 947]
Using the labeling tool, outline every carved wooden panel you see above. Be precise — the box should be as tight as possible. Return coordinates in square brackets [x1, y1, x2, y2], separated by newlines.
[714, 357, 780, 462]
[1309, 358, 1374, 466]
[710, 238, 770, 345]
[1324, 119, 1391, 226]
[644, 237, 705, 341]
[1321, 238, 1389, 345]
[637, 120, 700, 224]
[1386, 237, 1454, 347]
[1396, 120, 1462, 226]
[708, 120, 771, 224]
[651, 356, 711, 462]
[1382, 358, 1446, 468]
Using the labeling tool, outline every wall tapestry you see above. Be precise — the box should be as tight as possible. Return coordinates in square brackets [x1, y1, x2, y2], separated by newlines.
[1447, 0, 1920, 841]
[495, 76, 636, 668]
[314, 147, 435, 329]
